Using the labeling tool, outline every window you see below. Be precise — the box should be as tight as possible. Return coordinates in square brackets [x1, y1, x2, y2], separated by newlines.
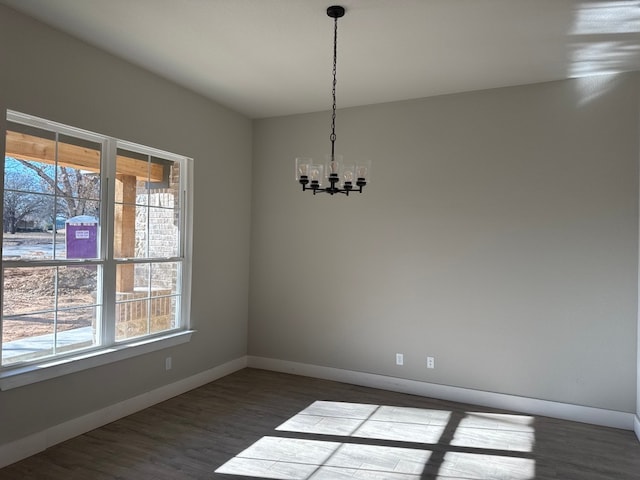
[1, 111, 192, 380]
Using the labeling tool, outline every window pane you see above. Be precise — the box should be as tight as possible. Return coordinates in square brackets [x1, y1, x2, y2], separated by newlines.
[133, 262, 150, 291]
[2, 266, 55, 316]
[56, 306, 97, 352]
[113, 202, 139, 259]
[148, 207, 179, 258]
[58, 196, 101, 226]
[4, 122, 56, 196]
[115, 262, 149, 341]
[58, 265, 99, 308]
[62, 212, 100, 260]
[57, 266, 99, 352]
[168, 161, 181, 203]
[55, 165, 101, 202]
[116, 148, 149, 181]
[151, 262, 180, 294]
[157, 297, 181, 331]
[115, 297, 149, 341]
[2, 312, 55, 366]
[115, 262, 178, 341]
[4, 157, 55, 196]
[115, 295, 178, 342]
[114, 149, 179, 260]
[2, 196, 63, 260]
[3, 163, 58, 252]
[57, 134, 101, 200]
[115, 262, 148, 294]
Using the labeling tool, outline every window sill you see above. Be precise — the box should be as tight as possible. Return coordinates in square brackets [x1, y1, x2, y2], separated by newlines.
[0, 330, 195, 391]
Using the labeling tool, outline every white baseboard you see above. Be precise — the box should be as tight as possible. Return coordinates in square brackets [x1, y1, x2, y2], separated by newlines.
[634, 414, 640, 442]
[247, 356, 635, 432]
[0, 356, 247, 469]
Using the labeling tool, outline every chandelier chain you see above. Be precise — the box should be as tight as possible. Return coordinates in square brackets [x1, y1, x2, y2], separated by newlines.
[330, 14, 338, 158]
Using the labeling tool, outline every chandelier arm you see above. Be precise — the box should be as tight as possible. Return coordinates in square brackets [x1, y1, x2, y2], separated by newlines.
[308, 187, 351, 196]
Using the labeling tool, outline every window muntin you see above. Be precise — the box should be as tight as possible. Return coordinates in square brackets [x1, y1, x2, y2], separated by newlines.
[1, 111, 190, 369]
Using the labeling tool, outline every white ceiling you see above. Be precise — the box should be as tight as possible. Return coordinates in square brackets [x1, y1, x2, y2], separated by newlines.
[2, 0, 639, 118]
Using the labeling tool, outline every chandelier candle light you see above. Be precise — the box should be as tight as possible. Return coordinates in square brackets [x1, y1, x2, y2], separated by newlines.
[295, 5, 371, 195]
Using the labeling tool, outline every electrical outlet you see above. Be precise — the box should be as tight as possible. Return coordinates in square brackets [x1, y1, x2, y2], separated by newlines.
[427, 356, 435, 369]
[165, 356, 172, 371]
[396, 353, 404, 366]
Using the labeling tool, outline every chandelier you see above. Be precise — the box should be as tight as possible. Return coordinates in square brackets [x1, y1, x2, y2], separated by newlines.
[295, 5, 370, 196]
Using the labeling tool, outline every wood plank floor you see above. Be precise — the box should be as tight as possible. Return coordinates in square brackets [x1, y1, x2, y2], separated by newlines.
[1, 368, 639, 479]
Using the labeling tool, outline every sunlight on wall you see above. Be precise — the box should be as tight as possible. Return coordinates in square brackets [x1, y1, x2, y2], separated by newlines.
[572, 42, 637, 77]
[570, 1, 640, 78]
[214, 400, 536, 480]
[571, 1, 640, 35]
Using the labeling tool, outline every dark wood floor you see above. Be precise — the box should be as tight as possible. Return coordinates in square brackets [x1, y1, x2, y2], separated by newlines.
[1, 368, 639, 479]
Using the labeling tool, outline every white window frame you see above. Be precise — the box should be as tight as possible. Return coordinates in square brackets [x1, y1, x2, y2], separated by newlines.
[0, 110, 194, 390]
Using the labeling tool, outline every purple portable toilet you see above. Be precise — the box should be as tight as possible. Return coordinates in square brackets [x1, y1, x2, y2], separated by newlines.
[66, 215, 98, 259]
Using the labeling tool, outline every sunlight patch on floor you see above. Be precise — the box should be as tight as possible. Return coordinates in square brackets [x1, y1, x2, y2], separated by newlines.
[215, 437, 430, 480]
[277, 401, 450, 444]
[438, 452, 535, 480]
[451, 412, 535, 453]
[214, 401, 536, 479]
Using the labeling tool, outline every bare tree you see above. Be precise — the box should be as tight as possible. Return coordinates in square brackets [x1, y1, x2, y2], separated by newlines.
[3, 160, 49, 233]
[16, 160, 100, 218]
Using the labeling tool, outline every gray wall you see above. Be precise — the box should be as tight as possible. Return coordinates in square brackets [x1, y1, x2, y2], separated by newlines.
[250, 73, 639, 413]
[0, 6, 251, 443]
